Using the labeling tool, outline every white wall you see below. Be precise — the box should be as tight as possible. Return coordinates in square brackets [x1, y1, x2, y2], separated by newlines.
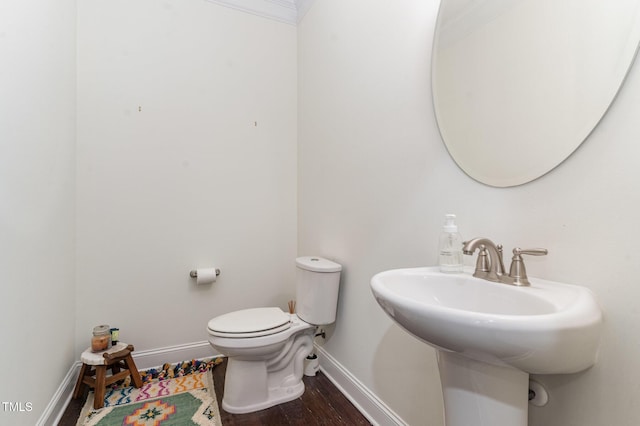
[0, 1, 77, 425]
[76, 0, 298, 354]
[298, 1, 640, 425]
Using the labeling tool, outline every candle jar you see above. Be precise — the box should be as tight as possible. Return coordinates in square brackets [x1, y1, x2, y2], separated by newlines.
[91, 325, 111, 352]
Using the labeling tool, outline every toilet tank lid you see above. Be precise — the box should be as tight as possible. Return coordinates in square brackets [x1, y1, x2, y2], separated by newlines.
[296, 256, 342, 273]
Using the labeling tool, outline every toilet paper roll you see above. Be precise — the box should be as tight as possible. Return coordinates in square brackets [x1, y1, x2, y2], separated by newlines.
[195, 268, 218, 285]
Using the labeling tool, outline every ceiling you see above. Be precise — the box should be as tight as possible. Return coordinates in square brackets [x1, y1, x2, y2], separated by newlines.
[206, 0, 315, 25]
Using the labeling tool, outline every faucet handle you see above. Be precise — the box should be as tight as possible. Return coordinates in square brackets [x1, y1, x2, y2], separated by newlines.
[516, 248, 548, 257]
[507, 247, 548, 286]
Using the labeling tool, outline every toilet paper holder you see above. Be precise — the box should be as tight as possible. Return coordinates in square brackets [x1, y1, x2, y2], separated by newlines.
[189, 269, 221, 278]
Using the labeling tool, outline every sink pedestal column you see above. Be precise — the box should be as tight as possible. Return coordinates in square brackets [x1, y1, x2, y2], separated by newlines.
[437, 351, 529, 426]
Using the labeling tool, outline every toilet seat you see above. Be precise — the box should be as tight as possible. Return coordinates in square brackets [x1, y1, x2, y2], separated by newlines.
[207, 307, 291, 338]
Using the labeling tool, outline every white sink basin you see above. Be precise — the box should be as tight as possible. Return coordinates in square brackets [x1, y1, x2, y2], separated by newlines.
[371, 266, 602, 374]
[371, 267, 603, 426]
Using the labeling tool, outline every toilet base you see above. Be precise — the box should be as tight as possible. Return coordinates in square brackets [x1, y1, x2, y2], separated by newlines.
[218, 326, 315, 414]
[222, 376, 305, 414]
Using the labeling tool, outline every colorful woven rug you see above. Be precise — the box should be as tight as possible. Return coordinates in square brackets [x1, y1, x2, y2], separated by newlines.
[76, 359, 223, 426]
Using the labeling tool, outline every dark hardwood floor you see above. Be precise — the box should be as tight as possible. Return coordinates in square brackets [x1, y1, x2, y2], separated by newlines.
[59, 358, 371, 425]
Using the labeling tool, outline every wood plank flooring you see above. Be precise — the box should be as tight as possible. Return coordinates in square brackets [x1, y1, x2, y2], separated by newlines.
[58, 358, 372, 425]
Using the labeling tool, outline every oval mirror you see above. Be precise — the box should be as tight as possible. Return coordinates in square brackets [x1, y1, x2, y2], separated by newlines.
[432, 0, 640, 187]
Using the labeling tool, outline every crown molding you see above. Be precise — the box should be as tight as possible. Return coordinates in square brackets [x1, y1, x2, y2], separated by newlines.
[295, 0, 314, 22]
[206, 0, 315, 25]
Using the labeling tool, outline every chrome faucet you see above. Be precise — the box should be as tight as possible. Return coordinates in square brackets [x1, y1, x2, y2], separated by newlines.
[462, 237, 548, 286]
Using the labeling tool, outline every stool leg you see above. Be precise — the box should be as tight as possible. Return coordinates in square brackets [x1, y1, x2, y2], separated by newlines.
[124, 355, 143, 388]
[93, 366, 107, 409]
[72, 364, 89, 400]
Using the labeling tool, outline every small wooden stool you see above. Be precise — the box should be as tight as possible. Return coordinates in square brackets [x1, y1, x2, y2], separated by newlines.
[72, 343, 143, 409]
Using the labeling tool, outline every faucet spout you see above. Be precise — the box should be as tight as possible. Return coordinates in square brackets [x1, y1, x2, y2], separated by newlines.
[462, 238, 505, 282]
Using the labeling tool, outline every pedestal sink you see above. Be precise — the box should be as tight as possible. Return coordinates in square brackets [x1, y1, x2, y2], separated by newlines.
[370, 267, 602, 426]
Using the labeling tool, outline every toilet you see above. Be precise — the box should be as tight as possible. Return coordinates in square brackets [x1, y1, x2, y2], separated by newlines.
[207, 256, 342, 414]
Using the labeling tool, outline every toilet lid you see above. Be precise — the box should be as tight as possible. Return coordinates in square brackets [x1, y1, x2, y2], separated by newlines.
[207, 307, 291, 338]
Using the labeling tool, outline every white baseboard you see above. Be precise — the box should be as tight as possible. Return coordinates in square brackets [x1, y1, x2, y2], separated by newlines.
[130, 341, 217, 370]
[315, 345, 407, 426]
[36, 362, 80, 426]
[36, 341, 220, 426]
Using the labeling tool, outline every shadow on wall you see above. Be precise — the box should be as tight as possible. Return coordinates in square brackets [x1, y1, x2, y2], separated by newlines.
[372, 324, 444, 425]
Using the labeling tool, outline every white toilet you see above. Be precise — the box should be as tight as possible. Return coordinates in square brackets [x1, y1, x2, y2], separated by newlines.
[207, 256, 342, 414]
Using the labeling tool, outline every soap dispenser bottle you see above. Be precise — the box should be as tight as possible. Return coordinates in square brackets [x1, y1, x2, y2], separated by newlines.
[439, 214, 463, 273]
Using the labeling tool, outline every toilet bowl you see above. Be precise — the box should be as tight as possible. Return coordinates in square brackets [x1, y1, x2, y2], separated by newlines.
[208, 308, 315, 413]
[207, 256, 341, 414]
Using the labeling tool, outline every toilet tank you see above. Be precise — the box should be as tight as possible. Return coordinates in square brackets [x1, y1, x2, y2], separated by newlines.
[295, 256, 342, 325]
